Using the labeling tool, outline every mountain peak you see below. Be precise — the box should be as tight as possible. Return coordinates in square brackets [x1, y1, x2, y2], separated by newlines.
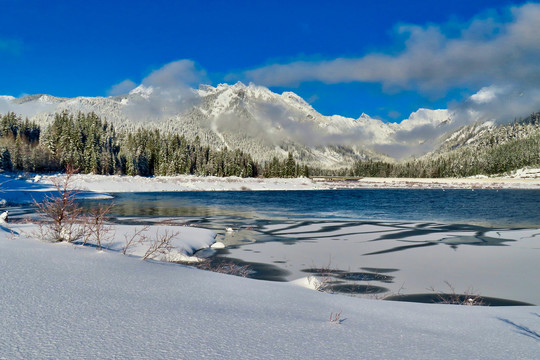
[129, 85, 154, 99]
[13, 94, 67, 105]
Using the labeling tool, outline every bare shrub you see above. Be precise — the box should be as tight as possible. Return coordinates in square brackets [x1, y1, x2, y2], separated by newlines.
[194, 259, 251, 277]
[142, 229, 179, 260]
[308, 274, 332, 293]
[306, 260, 337, 293]
[83, 203, 114, 250]
[121, 226, 149, 255]
[429, 281, 484, 306]
[329, 310, 343, 324]
[34, 166, 83, 242]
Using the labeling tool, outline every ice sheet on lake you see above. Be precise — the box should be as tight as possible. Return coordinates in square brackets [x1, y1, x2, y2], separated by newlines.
[221, 220, 540, 304]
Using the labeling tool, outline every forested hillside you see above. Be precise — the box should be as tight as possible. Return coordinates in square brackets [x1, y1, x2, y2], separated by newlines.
[0, 111, 308, 178]
[1, 111, 539, 178]
[346, 113, 540, 178]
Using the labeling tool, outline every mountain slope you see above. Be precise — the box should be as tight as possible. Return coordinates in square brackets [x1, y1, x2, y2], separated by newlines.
[414, 112, 540, 176]
[1, 82, 453, 168]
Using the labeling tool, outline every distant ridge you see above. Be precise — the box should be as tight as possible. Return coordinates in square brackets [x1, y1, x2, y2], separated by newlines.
[1, 82, 454, 168]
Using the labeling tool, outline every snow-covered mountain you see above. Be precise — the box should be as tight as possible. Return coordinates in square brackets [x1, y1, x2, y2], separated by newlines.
[0, 82, 454, 168]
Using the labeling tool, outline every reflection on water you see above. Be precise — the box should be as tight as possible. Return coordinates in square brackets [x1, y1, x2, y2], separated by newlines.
[82, 189, 540, 226]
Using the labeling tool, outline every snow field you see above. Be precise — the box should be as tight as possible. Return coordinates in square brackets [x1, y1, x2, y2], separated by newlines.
[1, 228, 539, 359]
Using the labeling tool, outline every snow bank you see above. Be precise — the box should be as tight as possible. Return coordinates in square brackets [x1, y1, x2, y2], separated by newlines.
[106, 224, 217, 262]
[9, 222, 217, 262]
[1, 225, 539, 359]
[49, 172, 540, 191]
[68, 174, 326, 192]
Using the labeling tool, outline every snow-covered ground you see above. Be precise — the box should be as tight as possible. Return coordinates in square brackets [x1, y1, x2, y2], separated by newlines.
[58, 169, 540, 191]
[223, 222, 540, 305]
[2, 225, 540, 359]
[1, 172, 540, 358]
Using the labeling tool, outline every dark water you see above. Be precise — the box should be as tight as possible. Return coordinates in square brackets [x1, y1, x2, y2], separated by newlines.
[92, 189, 540, 227]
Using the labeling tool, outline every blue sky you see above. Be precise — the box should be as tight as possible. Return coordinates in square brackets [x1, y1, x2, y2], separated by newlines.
[1, 0, 538, 122]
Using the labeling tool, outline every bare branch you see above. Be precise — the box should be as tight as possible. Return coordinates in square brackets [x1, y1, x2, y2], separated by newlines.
[142, 230, 179, 260]
[194, 259, 251, 277]
[121, 226, 149, 255]
[83, 203, 114, 250]
[34, 165, 83, 242]
[329, 310, 343, 324]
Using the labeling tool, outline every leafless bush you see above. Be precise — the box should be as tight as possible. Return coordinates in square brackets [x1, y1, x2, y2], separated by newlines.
[34, 166, 83, 242]
[194, 259, 251, 277]
[308, 274, 332, 293]
[329, 310, 343, 324]
[121, 226, 149, 255]
[429, 281, 484, 306]
[142, 229, 179, 260]
[83, 203, 114, 250]
[306, 261, 336, 293]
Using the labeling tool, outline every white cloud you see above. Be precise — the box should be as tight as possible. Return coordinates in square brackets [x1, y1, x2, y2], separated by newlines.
[107, 79, 137, 96]
[470, 86, 500, 104]
[241, 3, 540, 94]
[142, 59, 206, 90]
[0, 96, 56, 117]
[239, 3, 540, 128]
[121, 59, 207, 122]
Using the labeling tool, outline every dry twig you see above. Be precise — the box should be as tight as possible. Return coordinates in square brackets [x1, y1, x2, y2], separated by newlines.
[142, 229, 179, 260]
[329, 310, 343, 324]
[83, 203, 114, 250]
[121, 226, 149, 255]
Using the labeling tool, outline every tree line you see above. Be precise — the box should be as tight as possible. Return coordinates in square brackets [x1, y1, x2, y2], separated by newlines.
[345, 113, 540, 178]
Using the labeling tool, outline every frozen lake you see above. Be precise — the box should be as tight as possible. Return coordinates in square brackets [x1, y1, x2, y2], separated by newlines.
[77, 189, 540, 305]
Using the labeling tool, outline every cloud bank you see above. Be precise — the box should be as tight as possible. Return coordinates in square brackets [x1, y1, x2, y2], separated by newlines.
[108, 79, 137, 96]
[242, 4, 540, 92]
[120, 60, 207, 122]
[241, 3, 540, 127]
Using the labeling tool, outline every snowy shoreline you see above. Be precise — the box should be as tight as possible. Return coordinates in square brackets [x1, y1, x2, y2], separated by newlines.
[2, 170, 540, 206]
[2, 231, 539, 359]
[1, 171, 540, 358]
[63, 170, 540, 192]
